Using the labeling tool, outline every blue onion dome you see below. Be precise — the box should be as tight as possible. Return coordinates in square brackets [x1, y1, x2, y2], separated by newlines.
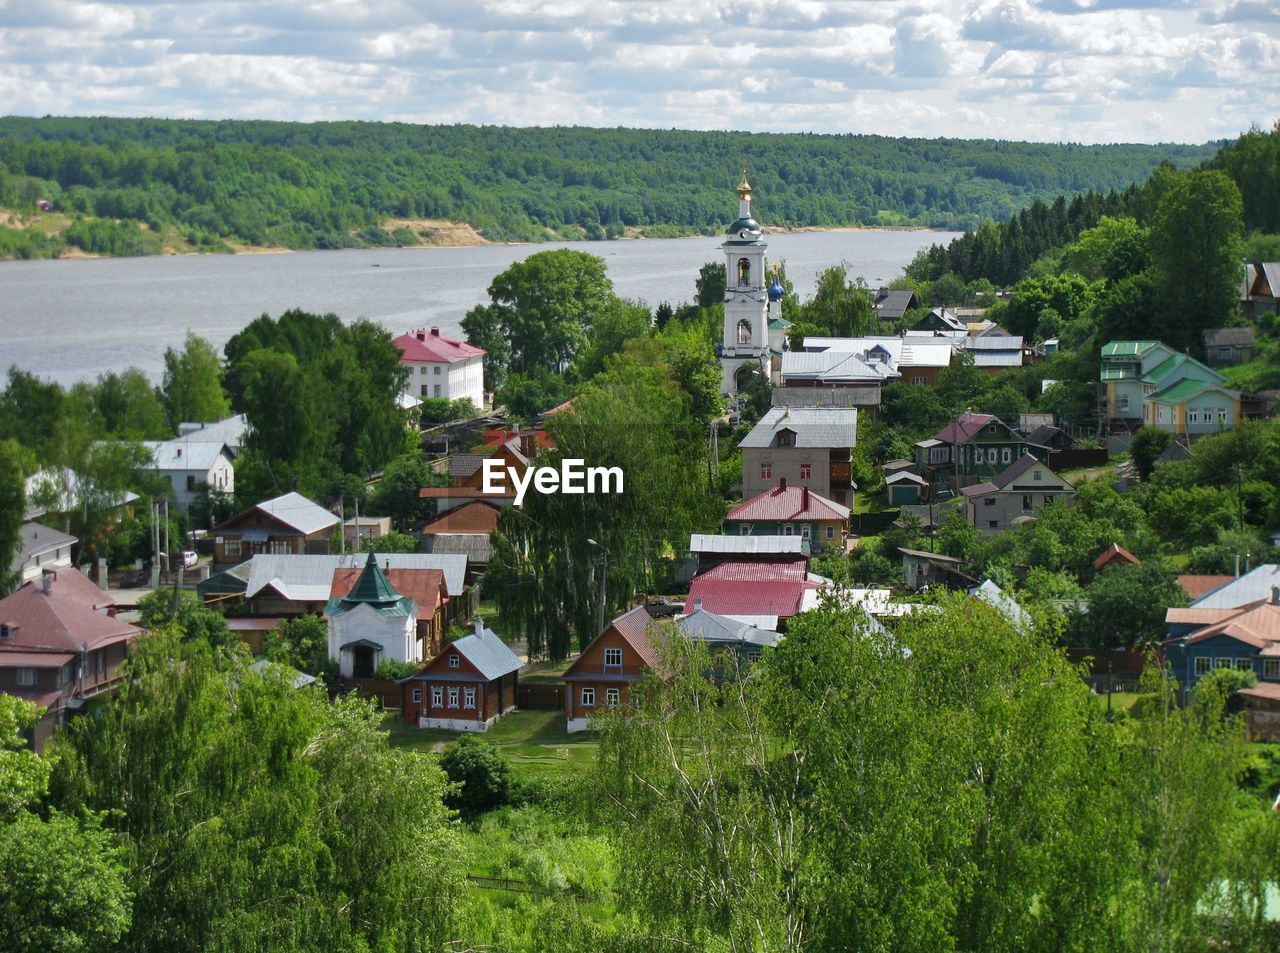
[768, 278, 785, 302]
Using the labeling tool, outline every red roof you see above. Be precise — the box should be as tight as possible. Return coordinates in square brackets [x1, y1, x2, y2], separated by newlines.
[0, 570, 138, 655]
[695, 559, 808, 583]
[727, 484, 850, 522]
[1094, 543, 1140, 572]
[563, 605, 664, 678]
[687, 578, 816, 618]
[394, 328, 485, 365]
[1177, 574, 1235, 601]
[933, 412, 997, 446]
[330, 567, 447, 616]
[421, 501, 502, 536]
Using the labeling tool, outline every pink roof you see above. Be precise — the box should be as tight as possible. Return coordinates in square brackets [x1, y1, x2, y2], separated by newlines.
[0, 650, 76, 667]
[0, 570, 138, 654]
[933, 412, 997, 446]
[695, 559, 808, 583]
[688, 578, 816, 618]
[727, 484, 850, 522]
[1185, 603, 1280, 648]
[1177, 574, 1236, 601]
[394, 328, 485, 365]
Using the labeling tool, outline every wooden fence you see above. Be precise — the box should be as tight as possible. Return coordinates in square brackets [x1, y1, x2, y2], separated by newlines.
[516, 684, 563, 711]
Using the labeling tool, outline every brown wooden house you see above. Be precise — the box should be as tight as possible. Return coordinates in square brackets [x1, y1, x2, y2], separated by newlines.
[0, 569, 141, 751]
[400, 619, 522, 731]
[561, 605, 665, 732]
[213, 491, 338, 567]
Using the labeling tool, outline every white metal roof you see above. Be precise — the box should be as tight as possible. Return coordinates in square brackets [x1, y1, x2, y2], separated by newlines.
[142, 439, 233, 472]
[245, 553, 468, 602]
[255, 492, 341, 536]
[739, 406, 858, 449]
[688, 534, 807, 555]
[1190, 565, 1280, 609]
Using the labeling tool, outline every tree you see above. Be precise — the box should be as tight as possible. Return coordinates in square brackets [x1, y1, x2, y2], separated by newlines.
[93, 368, 170, 440]
[574, 298, 652, 381]
[461, 250, 618, 385]
[48, 633, 463, 952]
[800, 264, 876, 337]
[1081, 561, 1186, 649]
[439, 735, 512, 819]
[0, 440, 24, 594]
[160, 333, 230, 430]
[367, 453, 439, 531]
[358, 530, 417, 553]
[1129, 426, 1172, 482]
[694, 261, 726, 308]
[1060, 216, 1149, 282]
[1150, 170, 1245, 352]
[264, 613, 333, 678]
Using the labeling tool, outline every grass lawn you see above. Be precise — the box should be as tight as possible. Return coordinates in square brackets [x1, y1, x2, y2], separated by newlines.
[1091, 691, 1145, 714]
[520, 657, 571, 685]
[384, 708, 599, 780]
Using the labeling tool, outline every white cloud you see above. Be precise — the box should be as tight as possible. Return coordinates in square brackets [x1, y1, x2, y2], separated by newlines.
[0, 0, 1273, 142]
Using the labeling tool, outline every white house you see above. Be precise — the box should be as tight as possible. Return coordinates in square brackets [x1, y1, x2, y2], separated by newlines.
[325, 552, 420, 679]
[140, 439, 235, 510]
[394, 327, 486, 410]
[13, 521, 76, 585]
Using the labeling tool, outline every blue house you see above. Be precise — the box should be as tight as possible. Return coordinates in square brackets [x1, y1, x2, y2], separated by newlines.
[1162, 600, 1280, 689]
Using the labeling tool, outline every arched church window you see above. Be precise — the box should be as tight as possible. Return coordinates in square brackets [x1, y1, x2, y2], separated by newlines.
[737, 319, 751, 345]
[737, 258, 750, 287]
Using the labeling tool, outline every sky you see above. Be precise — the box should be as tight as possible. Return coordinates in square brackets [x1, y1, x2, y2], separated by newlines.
[0, 0, 1276, 144]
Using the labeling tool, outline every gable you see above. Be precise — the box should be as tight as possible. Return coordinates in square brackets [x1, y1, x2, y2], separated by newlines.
[422, 644, 486, 680]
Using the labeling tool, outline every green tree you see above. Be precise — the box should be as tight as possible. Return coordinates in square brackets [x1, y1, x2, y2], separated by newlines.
[1129, 426, 1172, 482]
[93, 368, 170, 440]
[694, 261, 726, 308]
[160, 333, 230, 430]
[801, 264, 876, 337]
[440, 735, 512, 819]
[358, 530, 418, 553]
[1081, 561, 1186, 649]
[461, 249, 617, 385]
[367, 453, 440, 531]
[1150, 170, 1245, 352]
[1060, 215, 1149, 282]
[0, 440, 24, 594]
[264, 613, 334, 678]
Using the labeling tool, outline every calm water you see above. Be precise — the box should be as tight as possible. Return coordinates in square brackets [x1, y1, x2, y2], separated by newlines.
[0, 230, 956, 386]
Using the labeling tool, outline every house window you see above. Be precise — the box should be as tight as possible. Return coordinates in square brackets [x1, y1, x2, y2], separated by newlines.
[97, 651, 105, 676]
[434, 366, 441, 375]
[582, 687, 596, 708]
[270, 539, 292, 555]
[604, 647, 623, 668]
[448, 687, 459, 708]
[186, 475, 196, 491]
[984, 497, 996, 507]
[1215, 657, 1231, 669]
[825, 526, 835, 540]
[987, 425, 996, 433]
[800, 463, 812, 480]
[987, 520, 998, 529]
[747, 651, 762, 664]
[1023, 495, 1033, 511]
[16, 668, 35, 686]
[0, 624, 10, 640]
[1001, 448, 1011, 464]
[464, 688, 476, 708]
[1218, 408, 1228, 424]
[605, 687, 620, 708]
[783, 524, 794, 536]
[760, 463, 772, 480]
[738, 258, 750, 287]
[1218, 347, 1232, 359]
[434, 385, 441, 397]
[987, 449, 997, 464]
[412, 687, 422, 704]
[1119, 396, 1130, 412]
[776, 433, 793, 447]
[225, 538, 241, 557]
[912, 376, 925, 385]
[420, 384, 430, 396]
[431, 686, 443, 706]
[1195, 657, 1212, 677]
[801, 525, 811, 539]
[739, 523, 751, 535]
[1265, 660, 1280, 680]
[1033, 470, 1043, 481]
[1188, 409, 1198, 424]
[448, 654, 459, 668]
[1235, 658, 1254, 671]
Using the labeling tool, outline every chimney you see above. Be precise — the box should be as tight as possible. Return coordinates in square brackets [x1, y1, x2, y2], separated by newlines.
[779, 477, 787, 492]
[430, 327, 440, 336]
[1272, 586, 1279, 606]
[41, 570, 53, 596]
[176, 447, 182, 458]
[415, 330, 425, 341]
[802, 485, 810, 510]
[693, 598, 703, 613]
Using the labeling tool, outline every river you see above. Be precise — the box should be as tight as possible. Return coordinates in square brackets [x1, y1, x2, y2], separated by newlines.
[0, 229, 957, 386]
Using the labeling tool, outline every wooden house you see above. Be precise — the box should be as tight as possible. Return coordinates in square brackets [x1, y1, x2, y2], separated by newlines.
[400, 619, 522, 731]
[213, 491, 338, 567]
[561, 605, 664, 733]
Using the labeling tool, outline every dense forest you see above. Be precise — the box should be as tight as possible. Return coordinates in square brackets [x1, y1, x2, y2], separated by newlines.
[0, 115, 1216, 258]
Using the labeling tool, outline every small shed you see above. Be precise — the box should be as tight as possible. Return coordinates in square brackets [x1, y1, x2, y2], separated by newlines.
[885, 470, 927, 506]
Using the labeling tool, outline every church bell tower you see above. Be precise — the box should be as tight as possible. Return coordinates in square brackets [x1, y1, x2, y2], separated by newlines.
[719, 168, 769, 396]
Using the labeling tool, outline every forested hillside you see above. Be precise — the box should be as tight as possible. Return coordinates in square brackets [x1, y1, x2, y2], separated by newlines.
[0, 115, 1215, 258]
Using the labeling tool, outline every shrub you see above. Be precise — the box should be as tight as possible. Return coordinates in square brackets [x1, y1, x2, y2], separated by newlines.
[440, 735, 512, 819]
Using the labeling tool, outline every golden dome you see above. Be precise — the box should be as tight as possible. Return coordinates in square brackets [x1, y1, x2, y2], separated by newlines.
[737, 165, 752, 200]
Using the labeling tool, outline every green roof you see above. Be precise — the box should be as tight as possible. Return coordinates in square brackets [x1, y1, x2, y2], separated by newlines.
[1149, 379, 1238, 404]
[1144, 353, 1181, 383]
[1101, 340, 1160, 358]
[324, 552, 415, 618]
[768, 317, 793, 329]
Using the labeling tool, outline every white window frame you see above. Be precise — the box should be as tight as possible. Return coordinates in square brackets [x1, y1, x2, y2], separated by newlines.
[447, 687, 459, 708]
[760, 463, 772, 480]
[1265, 660, 1280, 679]
[269, 539, 291, 555]
[464, 687, 476, 708]
[581, 686, 596, 708]
[1218, 408, 1228, 424]
[448, 654, 459, 668]
[739, 523, 751, 536]
[1214, 657, 1231, 669]
[224, 538, 241, 557]
[801, 524, 811, 540]
[603, 647, 623, 668]
[1023, 494, 1033, 512]
[16, 668, 35, 687]
[825, 525, 835, 540]
[783, 524, 794, 536]
[412, 687, 422, 704]
[1033, 470, 1043, 481]
[1001, 447, 1011, 464]
[987, 448, 997, 464]
[605, 687, 620, 709]
[1187, 409, 1198, 424]
[800, 463, 812, 480]
[431, 686, 443, 706]
[1194, 657, 1211, 677]
[1235, 658, 1254, 671]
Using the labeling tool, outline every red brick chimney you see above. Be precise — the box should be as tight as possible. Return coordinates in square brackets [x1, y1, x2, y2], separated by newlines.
[801, 485, 810, 511]
[779, 477, 787, 492]
[415, 329, 426, 341]
[430, 327, 441, 336]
